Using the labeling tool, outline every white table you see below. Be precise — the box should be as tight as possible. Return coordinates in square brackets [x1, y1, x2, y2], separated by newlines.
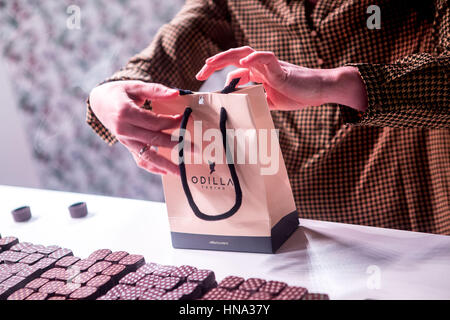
[1, 185, 449, 300]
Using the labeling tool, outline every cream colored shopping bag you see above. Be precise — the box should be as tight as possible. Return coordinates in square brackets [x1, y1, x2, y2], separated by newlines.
[153, 81, 298, 253]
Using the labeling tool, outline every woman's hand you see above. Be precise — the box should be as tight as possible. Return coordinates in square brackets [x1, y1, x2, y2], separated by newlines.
[196, 46, 368, 112]
[89, 80, 181, 175]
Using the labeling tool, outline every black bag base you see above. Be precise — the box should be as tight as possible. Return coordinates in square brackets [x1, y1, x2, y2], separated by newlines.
[170, 210, 299, 254]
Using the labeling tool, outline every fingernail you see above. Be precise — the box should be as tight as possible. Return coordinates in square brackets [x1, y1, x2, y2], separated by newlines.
[205, 57, 214, 64]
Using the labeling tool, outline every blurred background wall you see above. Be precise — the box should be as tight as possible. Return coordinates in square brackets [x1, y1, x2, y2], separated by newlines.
[0, 0, 228, 201]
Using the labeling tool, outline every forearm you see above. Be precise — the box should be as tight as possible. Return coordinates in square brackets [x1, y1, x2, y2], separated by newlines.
[320, 66, 368, 112]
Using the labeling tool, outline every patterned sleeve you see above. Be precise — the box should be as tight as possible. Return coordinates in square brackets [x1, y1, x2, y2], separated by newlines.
[86, 0, 236, 145]
[340, 1, 449, 128]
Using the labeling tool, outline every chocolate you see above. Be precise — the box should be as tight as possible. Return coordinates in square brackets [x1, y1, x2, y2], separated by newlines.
[0, 250, 28, 263]
[225, 289, 250, 300]
[38, 280, 65, 295]
[8, 263, 28, 275]
[48, 248, 73, 260]
[273, 286, 308, 300]
[68, 202, 88, 218]
[10, 242, 33, 252]
[11, 206, 32, 222]
[0, 272, 11, 283]
[119, 272, 145, 285]
[48, 296, 66, 300]
[25, 278, 50, 291]
[25, 292, 48, 300]
[71, 272, 96, 285]
[136, 274, 162, 289]
[73, 258, 96, 272]
[55, 256, 80, 268]
[33, 257, 57, 271]
[259, 280, 287, 295]
[0, 276, 27, 299]
[88, 261, 112, 274]
[187, 269, 216, 290]
[138, 288, 166, 300]
[136, 263, 160, 276]
[153, 265, 178, 278]
[159, 290, 185, 300]
[118, 254, 145, 271]
[69, 286, 99, 300]
[105, 251, 128, 263]
[101, 263, 127, 281]
[248, 291, 273, 300]
[86, 275, 112, 292]
[170, 265, 197, 280]
[41, 268, 66, 280]
[155, 276, 182, 291]
[55, 283, 81, 297]
[172, 282, 202, 300]
[88, 249, 112, 262]
[104, 284, 131, 299]
[239, 278, 266, 292]
[36, 245, 60, 255]
[7, 288, 34, 300]
[0, 237, 19, 251]
[200, 287, 229, 300]
[16, 265, 41, 278]
[218, 276, 245, 290]
[118, 286, 146, 300]
[302, 293, 330, 300]
[19, 253, 44, 265]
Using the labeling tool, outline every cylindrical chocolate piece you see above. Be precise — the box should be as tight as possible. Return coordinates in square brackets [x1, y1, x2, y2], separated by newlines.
[68, 202, 88, 218]
[11, 206, 32, 222]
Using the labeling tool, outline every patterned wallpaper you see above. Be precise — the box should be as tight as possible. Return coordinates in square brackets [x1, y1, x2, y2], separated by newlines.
[0, 0, 186, 201]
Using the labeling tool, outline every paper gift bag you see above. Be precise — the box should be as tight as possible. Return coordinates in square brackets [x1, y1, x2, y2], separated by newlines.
[153, 80, 299, 253]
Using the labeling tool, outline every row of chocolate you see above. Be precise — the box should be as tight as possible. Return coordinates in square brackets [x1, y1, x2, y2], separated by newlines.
[0, 235, 329, 300]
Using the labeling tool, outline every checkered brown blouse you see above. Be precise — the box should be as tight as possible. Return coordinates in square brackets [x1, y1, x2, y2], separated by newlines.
[86, 0, 450, 234]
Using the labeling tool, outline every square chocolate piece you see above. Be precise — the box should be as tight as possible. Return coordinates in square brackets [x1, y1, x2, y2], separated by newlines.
[118, 286, 146, 300]
[88, 261, 112, 274]
[72, 272, 97, 285]
[170, 265, 197, 280]
[218, 276, 245, 290]
[118, 254, 145, 271]
[7, 287, 34, 300]
[138, 288, 166, 300]
[48, 248, 73, 260]
[225, 289, 250, 300]
[88, 249, 112, 262]
[33, 257, 57, 271]
[20, 253, 44, 265]
[152, 265, 177, 278]
[26, 278, 50, 291]
[239, 278, 266, 292]
[104, 251, 129, 263]
[136, 263, 160, 276]
[55, 256, 80, 268]
[69, 286, 99, 300]
[0, 237, 19, 251]
[187, 269, 216, 290]
[101, 264, 127, 280]
[136, 275, 162, 289]
[73, 258, 96, 272]
[119, 272, 145, 285]
[155, 276, 182, 291]
[248, 291, 273, 300]
[302, 293, 330, 300]
[200, 287, 229, 300]
[25, 292, 48, 300]
[273, 286, 308, 300]
[38, 280, 65, 295]
[173, 282, 202, 300]
[55, 283, 81, 297]
[259, 280, 287, 295]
